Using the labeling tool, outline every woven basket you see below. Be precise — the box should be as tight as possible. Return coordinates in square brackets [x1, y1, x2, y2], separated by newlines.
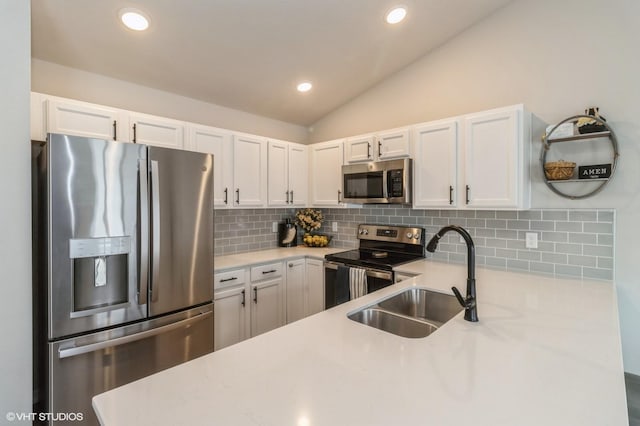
[544, 161, 576, 180]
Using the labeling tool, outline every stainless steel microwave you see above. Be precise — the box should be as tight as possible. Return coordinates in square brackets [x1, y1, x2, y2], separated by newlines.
[342, 158, 412, 204]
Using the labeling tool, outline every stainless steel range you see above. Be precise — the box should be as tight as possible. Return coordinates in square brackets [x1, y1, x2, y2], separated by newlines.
[324, 224, 425, 309]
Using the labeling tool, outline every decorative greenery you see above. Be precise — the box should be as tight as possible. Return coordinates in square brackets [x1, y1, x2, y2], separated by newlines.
[294, 208, 323, 233]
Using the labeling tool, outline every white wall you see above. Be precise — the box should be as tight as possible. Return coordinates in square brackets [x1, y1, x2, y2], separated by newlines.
[0, 0, 32, 418]
[32, 59, 310, 143]
[309, 0, 640, 374]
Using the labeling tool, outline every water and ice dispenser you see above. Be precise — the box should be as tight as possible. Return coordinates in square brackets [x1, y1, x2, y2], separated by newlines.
[69, 236, 131, 315]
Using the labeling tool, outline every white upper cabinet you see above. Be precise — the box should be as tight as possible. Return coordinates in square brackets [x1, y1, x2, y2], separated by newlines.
[267, 140, 289, 206]
[412, 119, 459, 208]
[267, 140, 308, 207]
[412, 105, 530, 210]
[377, 128, 411, 160]
[345, 135, 376, 163]
[46, 97, 129, 142]
[345, 128, 410, 163]
[188, 125, 234, 208]
[309, 139, 345, 206]
[288, 143, 308, 206]
[233, 133, 267, 207]
[129, 113, 184, 149]
[462, 105, 530, 209]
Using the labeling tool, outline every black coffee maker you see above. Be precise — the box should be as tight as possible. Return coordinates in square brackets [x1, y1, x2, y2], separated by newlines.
[277, 218, 297, 247]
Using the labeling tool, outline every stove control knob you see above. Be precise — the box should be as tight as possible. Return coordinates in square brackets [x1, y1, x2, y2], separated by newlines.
[361, 229, 369, 235]
[406, 232, 414, 239]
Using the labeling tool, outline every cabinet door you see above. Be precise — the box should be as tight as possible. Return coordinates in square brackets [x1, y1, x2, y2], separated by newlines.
[288, 143, 308, 206]
[285, 259, 306, 323]
[267, 140, 289, 206]
[345, 135, 374, 163]
[47, 98, 128, 142]
[233, 134, 267, 207]
[378, 128, 410, 160]
[250, 278, 284, 337]
[305, 258, 325, 316]
[130, 113, 184, 149]
[310, 140, 344, 206]
[214, 286, 248, 351]
[188, 125, 234, 208]
[464, 108, 520, 208]
[413, 120, 458, 208]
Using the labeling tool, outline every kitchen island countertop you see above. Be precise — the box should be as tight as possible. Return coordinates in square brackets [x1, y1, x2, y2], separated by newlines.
[93, 261, 628, 425]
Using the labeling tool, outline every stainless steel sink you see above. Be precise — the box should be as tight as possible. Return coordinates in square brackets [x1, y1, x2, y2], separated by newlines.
[348, 288, 462, 338]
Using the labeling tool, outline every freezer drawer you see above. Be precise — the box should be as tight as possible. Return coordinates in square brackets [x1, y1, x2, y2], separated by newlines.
[46, 304, 213, 425]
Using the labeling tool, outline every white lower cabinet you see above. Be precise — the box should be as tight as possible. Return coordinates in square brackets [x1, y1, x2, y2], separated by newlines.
[305, 258, 325, 316]
[249, 263, 285, 337]
[286, 258, 325, 323]
[214, 268, 249, 351]
[285, 258, 306, 323]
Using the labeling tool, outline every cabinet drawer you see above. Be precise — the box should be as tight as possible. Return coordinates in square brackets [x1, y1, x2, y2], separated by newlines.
[214, 269, 247, 290]
[250, 262, 283, 281]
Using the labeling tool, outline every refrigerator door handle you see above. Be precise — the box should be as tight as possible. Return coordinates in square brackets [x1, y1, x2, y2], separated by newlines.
[150, 160, 161, 302]
[138, 159, 149, 305]
[57, 311, 213, 359]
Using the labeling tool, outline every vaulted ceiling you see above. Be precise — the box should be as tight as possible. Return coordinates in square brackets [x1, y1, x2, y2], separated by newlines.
[31, 0, 512, 126]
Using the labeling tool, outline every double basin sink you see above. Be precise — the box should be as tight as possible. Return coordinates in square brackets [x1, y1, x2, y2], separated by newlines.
[348, 287, 462, 338]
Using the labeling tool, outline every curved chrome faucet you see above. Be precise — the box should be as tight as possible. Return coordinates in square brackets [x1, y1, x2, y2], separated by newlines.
[426, 225, 478, 322]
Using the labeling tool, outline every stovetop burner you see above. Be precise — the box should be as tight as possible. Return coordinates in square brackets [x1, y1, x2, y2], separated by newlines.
[325, 248, 423, 270]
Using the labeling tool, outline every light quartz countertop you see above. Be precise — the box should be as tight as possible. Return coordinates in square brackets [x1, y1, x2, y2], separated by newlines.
[214, 246, 345, 271]
[93, 260, 628, 426]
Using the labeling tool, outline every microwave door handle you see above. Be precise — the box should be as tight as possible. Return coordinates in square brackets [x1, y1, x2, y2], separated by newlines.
[138, 159, 149, 305]
[150, 160, 161, 303]
[382, 170, 389, 199]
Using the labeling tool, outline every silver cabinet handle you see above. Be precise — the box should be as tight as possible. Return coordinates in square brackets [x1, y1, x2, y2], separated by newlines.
[150, 160, 160, 302]
[137, 159, 149, 305]
[58, 311, 212, 359]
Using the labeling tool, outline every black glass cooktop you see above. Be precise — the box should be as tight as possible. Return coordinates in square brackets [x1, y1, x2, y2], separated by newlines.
[325, 249, 423, 270]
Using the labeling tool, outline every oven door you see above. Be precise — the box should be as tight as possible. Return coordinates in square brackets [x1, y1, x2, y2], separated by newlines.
[324, 262, 393, 309]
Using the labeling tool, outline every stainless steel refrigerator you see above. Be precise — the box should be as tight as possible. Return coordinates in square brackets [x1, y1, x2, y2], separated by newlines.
[32, 134, 214, 424]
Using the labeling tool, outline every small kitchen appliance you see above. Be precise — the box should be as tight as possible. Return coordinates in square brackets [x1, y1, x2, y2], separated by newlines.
[278, 218, 297, 247]
[324, 224, 425, 308]
[342, 158, 412, 204]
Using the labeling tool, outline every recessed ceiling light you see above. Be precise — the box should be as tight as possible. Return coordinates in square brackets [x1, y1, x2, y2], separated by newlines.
[297, 82, 313, 93]
[385, 6, 407, 24]
[119, 8, 150, 31]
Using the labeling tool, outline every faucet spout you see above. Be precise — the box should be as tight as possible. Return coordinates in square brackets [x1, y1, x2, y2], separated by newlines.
[426, 225, 478, 322]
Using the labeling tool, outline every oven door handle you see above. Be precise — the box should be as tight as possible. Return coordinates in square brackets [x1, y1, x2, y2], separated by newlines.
[382, 169, 389, 200]
[324, 262, 393, 281]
